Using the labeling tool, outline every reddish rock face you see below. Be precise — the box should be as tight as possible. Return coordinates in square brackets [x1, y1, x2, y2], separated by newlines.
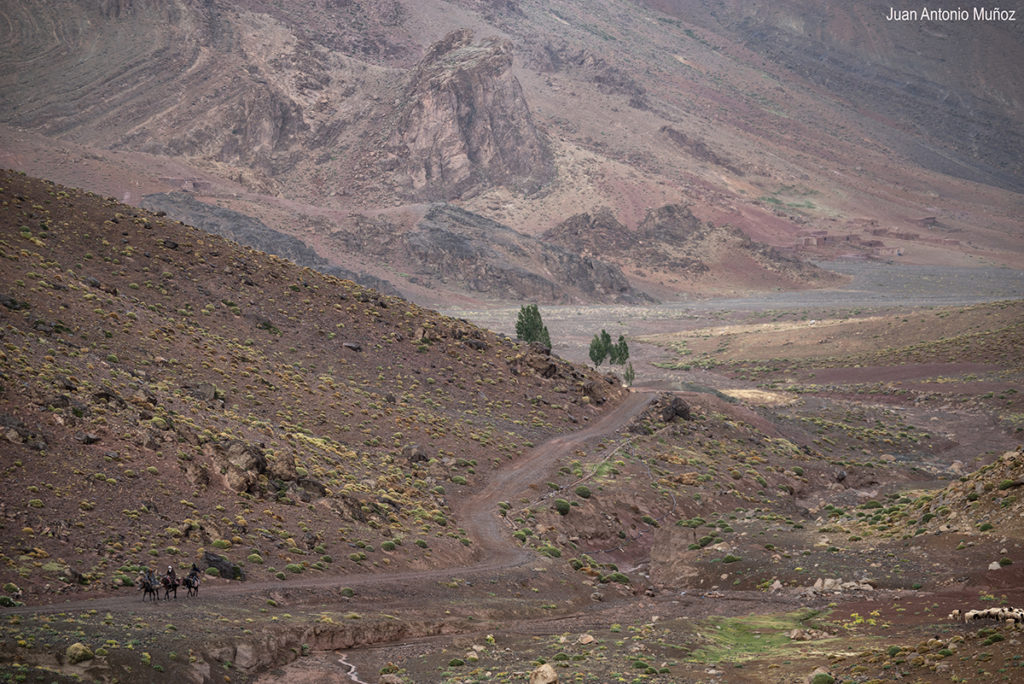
[388, 29, 555, 200]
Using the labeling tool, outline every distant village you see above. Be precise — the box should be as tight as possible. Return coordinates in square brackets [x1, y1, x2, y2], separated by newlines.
[795, 217, 960, 259]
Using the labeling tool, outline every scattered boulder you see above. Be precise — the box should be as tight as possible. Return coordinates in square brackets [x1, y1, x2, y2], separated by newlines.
[267, 451, 299, 481]
[402, 443, 430, 463]
[659, 396, 691, 422]
[290, 477, 328, 502]
[581, 379, 607, 405]
[224, 441, 267, 473]
[807, 669, 834, 684]
[65, 642, 94, 664]
[0, 294, 29, 310]
[788, 628, 831, 641]
[232, 642, 258, 670]
[202, 551, 244, 581]
[184, 461, 210, 488]
[530, 663, 559, 684]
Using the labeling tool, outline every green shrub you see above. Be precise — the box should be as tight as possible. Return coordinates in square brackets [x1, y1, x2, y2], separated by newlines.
[381, 541, 396, 551]
[722, 554, 742, 563]
[553, 499, 571, 515]
[246, 553, 263, 564]
[205, 567, 220, 577]
[575, 486, 591, 499]
[285, 563, 304, 573]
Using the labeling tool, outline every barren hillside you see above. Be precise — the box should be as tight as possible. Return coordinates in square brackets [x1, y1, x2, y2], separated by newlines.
[1, 0, 1020, 303]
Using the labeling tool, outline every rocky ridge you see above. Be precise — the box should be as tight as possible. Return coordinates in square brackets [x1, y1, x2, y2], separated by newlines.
[385, 29, 555, 200]
[543, 203, 840, 291]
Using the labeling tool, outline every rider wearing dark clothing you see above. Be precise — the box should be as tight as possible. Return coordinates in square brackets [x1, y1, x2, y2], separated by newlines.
[166, 565, 177, 584]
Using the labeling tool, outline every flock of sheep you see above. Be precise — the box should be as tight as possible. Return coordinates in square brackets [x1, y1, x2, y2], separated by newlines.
[948, 607, 1024, 624]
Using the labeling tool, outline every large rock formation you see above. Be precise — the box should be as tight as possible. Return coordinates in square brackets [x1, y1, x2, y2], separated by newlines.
[544, 204, 841, 291]
[387, 29, 555, 199]
[337, 204, 649, 304]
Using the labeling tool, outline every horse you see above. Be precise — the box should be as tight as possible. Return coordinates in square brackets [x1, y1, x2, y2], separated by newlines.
[161, 575, 180, 600]
[182, 573, 200, 598]
[138, 574, 159, 602]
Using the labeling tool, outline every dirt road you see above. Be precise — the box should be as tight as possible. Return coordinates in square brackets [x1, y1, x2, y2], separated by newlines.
[1, 391, 657, 618]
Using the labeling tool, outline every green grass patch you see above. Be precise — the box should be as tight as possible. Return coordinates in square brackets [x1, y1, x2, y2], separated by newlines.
[688, 610, 824, 664]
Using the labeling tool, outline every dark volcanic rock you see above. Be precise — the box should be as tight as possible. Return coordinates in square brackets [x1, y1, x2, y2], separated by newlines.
[402, 204, 649, 304]
[388, 29, 555, 200]
[202, 551, 244, 581]
[140, 193, 399, 295]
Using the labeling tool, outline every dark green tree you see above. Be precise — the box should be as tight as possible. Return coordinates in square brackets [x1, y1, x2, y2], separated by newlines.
[589, 332, 608, 366]
[623, 362, 635, 386]
[515, 304, 551, 348]
[609, 335, 629, 365]
[589, 329, 615, 366]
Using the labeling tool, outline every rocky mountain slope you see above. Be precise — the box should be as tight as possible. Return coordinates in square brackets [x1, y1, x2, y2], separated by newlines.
[0, 169, 624, 603]
[2, 169, 1023, 684]
[2, 0, 1020, 303]
[544, 203, 842, 296]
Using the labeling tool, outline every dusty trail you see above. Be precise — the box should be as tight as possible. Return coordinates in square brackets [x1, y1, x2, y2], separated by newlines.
[1, 391, 657, 618]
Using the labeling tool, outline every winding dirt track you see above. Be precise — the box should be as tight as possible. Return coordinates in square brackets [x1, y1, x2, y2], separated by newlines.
[2, 391, 656, 618]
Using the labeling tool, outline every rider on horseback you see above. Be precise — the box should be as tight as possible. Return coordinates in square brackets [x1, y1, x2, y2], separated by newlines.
[183, 562, 201, 597]
[166, 565, 177, 584]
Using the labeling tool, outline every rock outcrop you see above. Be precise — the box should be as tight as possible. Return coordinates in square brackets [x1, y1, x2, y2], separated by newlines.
[405, 204, 647, 303]
[388, 29, 555, 199]
[335, 203, 650, 303]
[544, 203, 840, 291]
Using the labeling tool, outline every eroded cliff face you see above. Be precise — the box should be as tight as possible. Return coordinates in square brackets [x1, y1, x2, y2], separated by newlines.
[387, 29, 555, 200]
[331, 204, 649, 304]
